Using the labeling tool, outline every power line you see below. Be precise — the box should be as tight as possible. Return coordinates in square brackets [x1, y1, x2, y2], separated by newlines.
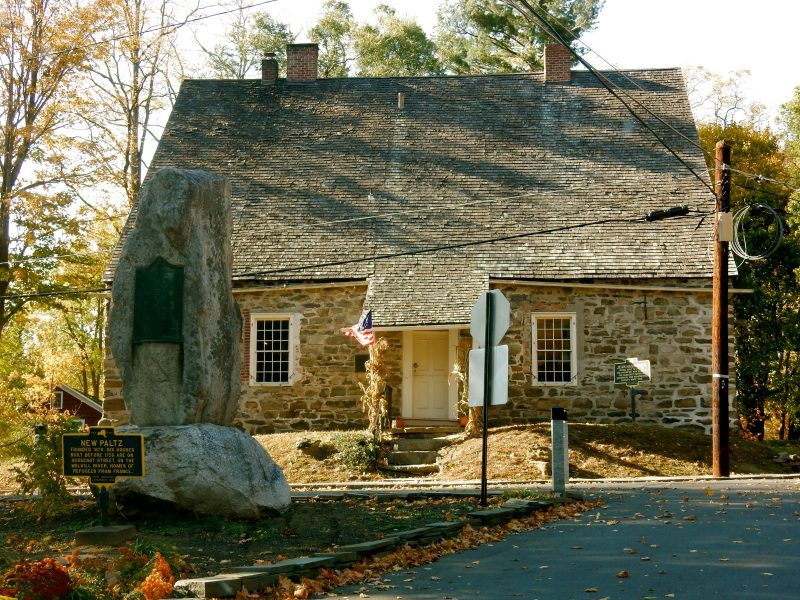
[0, 211, 710, 300]
[506, 0, 715, 196]
[235, 212, 706, 279]
[511, 1, 800, 195]
[0, 252, 102, 268]
[0, 287, 110, 302]
[0, 0, 279, 70]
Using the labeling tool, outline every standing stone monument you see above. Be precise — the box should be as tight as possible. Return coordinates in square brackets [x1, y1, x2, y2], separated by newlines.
[109, 168, 290, 517]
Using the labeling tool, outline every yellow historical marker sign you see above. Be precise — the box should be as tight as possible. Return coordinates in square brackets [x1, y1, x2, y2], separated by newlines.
[62, 426, 145, 487]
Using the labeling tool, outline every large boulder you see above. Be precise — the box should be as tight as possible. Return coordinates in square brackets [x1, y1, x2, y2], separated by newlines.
[109, 168, 241, 426]
[112, 424, 291, 517]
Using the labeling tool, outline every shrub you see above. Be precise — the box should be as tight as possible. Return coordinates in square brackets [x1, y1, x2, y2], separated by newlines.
[13, 410, 82, 518]
[0, 558, 72, 600]
[332, 433, 382, 473]
[140, 553, 174, 600]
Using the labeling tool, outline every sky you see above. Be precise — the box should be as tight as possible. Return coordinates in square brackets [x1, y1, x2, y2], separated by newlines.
[204, 0, 800, 122]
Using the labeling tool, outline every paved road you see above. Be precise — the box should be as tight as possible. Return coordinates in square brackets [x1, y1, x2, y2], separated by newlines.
[331, 479, 800, 599]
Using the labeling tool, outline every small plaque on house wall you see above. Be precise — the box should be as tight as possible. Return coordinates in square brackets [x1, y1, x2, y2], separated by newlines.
[355, 354, 369, 373]
[614, 358, 651, 386]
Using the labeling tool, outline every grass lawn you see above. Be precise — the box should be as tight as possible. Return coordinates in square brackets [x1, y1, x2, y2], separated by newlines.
[0, 422, 798, 595]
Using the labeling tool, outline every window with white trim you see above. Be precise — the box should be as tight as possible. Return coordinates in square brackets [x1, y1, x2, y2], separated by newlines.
[53, 391, 64, 409]
[532, 313, 577, 385]
[250, 313, 298, 385]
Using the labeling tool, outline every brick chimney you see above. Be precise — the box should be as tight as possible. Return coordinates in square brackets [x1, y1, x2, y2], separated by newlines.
[544, 43, 572, 83]
[261, 53, 278, 84]
[286, 43, 318, 83]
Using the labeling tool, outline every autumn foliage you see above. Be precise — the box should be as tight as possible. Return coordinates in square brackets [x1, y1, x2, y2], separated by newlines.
[0, 558, 72, 600]
[249, 500, 600, 599]
[140, 552, 175, 600]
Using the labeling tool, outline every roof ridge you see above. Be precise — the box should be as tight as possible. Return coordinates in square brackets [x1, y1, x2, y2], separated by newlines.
[182, 67, 683, 85]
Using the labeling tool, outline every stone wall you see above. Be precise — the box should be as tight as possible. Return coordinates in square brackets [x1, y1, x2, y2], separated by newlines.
[103, 280, 735, 434]
[102, 294, 128, 426]
[235, 283, 368, 432]
[488, 282, 735, 433]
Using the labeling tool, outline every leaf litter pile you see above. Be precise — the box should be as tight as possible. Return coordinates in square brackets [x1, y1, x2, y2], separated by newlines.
[241, 498, 601, 599]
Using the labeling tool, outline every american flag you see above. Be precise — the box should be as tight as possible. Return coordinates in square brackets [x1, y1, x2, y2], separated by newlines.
[342, 310, 375, 346]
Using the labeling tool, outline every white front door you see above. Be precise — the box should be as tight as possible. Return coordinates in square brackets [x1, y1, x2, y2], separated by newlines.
[412, 331, 450, 419]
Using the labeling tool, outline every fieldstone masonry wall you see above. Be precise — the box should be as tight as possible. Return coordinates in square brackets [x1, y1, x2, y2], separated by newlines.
[234, 284, 403, 433]
[104, 280, 735, 435]
[489, 282, 735, 433]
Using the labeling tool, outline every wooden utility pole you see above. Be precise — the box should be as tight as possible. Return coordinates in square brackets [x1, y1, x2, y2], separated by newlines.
[712, 140, 731, 477]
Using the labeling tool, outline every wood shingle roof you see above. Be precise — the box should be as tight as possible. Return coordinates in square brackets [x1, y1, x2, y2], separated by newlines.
[109, 68, 717, 326]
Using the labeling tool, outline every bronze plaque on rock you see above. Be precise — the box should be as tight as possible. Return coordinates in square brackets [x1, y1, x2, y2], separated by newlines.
[133, 257, 184, 344]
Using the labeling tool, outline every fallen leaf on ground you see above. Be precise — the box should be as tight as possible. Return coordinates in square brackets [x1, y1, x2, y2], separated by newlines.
[616, 570, 629, 578]
[682, 515, 697, 521]
[585, 587, 598, 593]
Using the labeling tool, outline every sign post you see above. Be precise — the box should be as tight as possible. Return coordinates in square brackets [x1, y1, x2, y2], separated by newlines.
[469, 290, 510, 506]
[62, 426, 145, 526]
[614, 358, 651, 422]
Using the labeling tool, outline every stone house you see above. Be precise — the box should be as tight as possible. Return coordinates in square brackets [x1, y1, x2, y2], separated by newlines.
[104, 43, 736, 434]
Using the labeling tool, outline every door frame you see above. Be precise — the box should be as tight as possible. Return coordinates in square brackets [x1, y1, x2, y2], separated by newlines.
[401, 328, 459, 420]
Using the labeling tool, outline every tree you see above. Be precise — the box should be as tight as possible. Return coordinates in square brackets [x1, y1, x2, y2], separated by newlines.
[0, 0, 107, 342]
[199, 1, 294, 79]
[783, 86, 800, 192]
[82, 0, 190, 211]
[198, 0, 261, 79]
[686, 66, 767, 128]
[310, 0, 355, 78]
[249, 12, 295, 75]
[694, 71, 800, 440]
[435, 0, 602, 74]
[353, 4, 442, 77]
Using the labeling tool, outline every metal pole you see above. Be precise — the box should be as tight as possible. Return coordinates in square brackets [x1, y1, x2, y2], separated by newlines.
[712, 140, 731, 477]
[551, 407, 568, 497]
[480, 292, 494, 506]
[98, 485, 110, 527]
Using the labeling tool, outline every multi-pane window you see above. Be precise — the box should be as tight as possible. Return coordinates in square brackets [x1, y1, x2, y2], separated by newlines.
[53, 391, 64, 409]
[251, 315, 294, 384]
[532, 313, 576, 385]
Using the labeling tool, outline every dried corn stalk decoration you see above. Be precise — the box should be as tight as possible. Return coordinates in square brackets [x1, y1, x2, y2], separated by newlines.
[452, 339, 482, 438]
[359, 337, 389, 441]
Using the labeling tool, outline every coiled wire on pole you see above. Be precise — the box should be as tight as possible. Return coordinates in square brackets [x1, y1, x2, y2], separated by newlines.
[731, 203, 784, 261]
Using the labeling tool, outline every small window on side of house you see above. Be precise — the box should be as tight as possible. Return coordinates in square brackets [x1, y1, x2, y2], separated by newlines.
[532, 313, 577, 385]
[53, 391, 64, 409]
[250, 313, 298, 385]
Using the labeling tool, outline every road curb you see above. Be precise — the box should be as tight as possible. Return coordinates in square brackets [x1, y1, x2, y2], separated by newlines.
[171, 495, 558, 598]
